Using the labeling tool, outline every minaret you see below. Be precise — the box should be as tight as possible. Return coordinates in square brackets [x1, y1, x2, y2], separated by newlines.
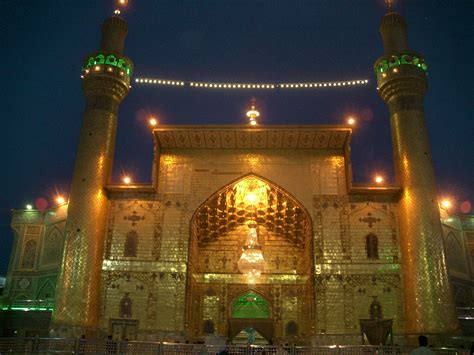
[375, 12, 458, 338]
[52, 14, 133, 335]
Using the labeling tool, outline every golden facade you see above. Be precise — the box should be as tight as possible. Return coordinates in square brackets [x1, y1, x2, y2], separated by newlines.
[2, 11, 473, 346]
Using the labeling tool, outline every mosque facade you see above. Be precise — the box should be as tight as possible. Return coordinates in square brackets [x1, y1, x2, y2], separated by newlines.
[1, 7, 473, 346]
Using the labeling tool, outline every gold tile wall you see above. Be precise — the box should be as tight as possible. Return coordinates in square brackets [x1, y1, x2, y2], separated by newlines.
[98, 148, 404, 343]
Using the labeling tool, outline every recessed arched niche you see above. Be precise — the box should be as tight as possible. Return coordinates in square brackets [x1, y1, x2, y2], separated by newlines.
[186, 174, 314, 344]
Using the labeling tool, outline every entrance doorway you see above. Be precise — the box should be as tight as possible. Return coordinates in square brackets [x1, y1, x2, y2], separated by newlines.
[186, 175, 315, 343]
[229, 291, 273, 344]
[233, 328, 269, 345]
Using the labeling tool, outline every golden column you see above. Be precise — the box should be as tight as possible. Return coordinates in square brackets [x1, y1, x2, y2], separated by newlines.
[375, 12, 458, 337]
[52, 15, 132, 336]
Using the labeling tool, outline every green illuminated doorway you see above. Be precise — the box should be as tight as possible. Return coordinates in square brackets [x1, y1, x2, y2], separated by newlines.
[229, 291, 273, 344]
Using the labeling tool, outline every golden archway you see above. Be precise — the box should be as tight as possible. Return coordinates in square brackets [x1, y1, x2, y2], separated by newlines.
[186, 174, 314, 344]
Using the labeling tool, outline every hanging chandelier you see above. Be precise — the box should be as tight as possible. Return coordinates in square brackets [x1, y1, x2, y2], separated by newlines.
[238, 224, 266, 282]
[230, 178, 270, 283]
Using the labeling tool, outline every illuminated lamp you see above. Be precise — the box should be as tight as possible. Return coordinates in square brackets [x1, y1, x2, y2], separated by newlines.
[149, 117, 158, 126]
[440, 199, 452, 209]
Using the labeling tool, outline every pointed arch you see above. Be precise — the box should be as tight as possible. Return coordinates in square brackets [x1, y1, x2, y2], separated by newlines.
[230, 290, 271, 319]
[366, 233, 379, 259]
[119, 293, 133, 318]
[186, 173, 315, 342]
[21, 239, 37, 269]
[124, 230, 138, 257]
[42, 226, 63, 264]
[36, 279, 55, 300]
[190, 173, 313, 248]
[445, 231, 467, 273]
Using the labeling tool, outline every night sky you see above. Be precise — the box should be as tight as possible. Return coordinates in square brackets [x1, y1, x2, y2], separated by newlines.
[1, 1, 472, 274]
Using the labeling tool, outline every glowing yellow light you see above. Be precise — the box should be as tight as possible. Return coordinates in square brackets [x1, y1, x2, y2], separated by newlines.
[85, 69, 89, 74]
[26, 204, 33, 210]
[238, 226, 266, 280]
[246, 192, 257, 203]
[149, 117, 158, 126]
[374, 175, 384, 184]
[123, 176, 131, 184]
[56, 196, 66, 205]
[247, 110, 260, 118]
[441, 199, 452, 209]
[114, 9, 121, 15]
[347, 117, 356, 125]
[250, 120, 257, 126]
[393, 68, 398, 73]
[95, 66, 100, 71]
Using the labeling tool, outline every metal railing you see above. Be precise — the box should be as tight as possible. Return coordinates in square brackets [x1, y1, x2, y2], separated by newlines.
[0, 338, 468, 354]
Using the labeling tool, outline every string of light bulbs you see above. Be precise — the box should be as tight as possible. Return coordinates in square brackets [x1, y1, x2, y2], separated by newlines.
[134, 77, 369, 90]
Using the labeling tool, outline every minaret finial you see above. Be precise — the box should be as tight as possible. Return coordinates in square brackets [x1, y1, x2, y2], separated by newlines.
[385, 0, 393, 13]
[114, 0, 128, 16]
[246, 97, 260, 126]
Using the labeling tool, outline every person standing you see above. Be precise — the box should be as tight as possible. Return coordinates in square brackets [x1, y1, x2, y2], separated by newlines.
[411, 336, 435, 355]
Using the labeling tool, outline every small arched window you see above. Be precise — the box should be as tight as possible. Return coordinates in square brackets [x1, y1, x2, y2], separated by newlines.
[22, 239, 37, 269]
[119, 293, 132, 318]
[286, 321, 298, 336]
[124, 231, 138, 257]
[203, 319, 215, 334]
[366, 234, 379, 259]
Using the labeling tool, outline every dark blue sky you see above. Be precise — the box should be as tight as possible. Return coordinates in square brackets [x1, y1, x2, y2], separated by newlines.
[1, 1, 472, 274]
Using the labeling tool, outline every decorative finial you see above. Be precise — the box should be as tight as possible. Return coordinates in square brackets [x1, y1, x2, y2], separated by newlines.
[114, 0, 128, 16]
[385, 0, 393, 13]
[246, 97, 260, 126]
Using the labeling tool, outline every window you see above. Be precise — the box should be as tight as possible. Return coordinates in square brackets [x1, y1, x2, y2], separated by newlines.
[124, 231, 138, 257]
[366, 234, 379, 259]
[119, 293, 133, 318]
[286, 321, 298, 336]
[22, 239, 37, 269]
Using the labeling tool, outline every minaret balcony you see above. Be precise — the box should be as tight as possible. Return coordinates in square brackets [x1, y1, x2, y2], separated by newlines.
[81, 51, 133, 87]
[374, 52, 428, 100]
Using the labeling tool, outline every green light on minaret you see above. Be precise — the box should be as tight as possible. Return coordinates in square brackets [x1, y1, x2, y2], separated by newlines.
[375, 54, 428, 74]
[83, 52, 133, 76]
